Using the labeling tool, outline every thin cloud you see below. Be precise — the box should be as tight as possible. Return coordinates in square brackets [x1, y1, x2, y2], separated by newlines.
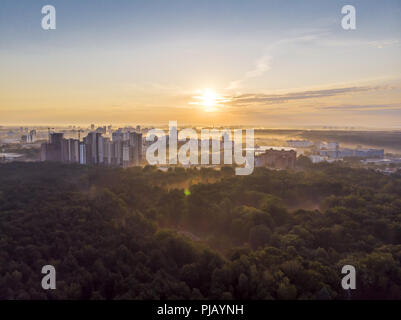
[320, 104, 401, 111]
[322, 39, 400, 49]
[229, 86, 379, 107]
[227, 55, 272, 90]
[225, 29, 331, 91]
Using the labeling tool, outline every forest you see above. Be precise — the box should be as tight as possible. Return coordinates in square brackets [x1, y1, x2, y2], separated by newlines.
[0, 160, 400, 300]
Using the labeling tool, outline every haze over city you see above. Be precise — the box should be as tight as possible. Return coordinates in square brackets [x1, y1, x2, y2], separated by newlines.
[0, 0, 400, 128]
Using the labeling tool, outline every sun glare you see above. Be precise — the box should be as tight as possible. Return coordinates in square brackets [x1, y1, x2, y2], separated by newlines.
[200, 89, 218, 112]
[190, 88, 228, 112]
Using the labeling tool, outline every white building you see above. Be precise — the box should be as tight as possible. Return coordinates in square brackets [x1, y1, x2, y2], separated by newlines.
[287, 140, 314, 148]
[319, 142, 339, 150]
[79, 143, 86, 164]
[309, 155, 328, 163]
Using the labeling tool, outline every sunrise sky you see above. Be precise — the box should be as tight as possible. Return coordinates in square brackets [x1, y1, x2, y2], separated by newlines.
[0, 0, 400, 128]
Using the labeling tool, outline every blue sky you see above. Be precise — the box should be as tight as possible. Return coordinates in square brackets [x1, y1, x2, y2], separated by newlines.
[0, 0, 400, 127]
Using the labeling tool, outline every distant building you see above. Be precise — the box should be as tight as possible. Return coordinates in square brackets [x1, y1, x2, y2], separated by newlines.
[85, 132, 103, 165]
[26, 130, 37, 143]
[309, 155, 328, 163]
[129, 132, 142, 165]
[319, 149, 340, 158]
[255, 149, 296, 169]
[353, 148, 384, 158]
[79, 143, 87, 165]
[123, 141, 132, 167]
[40, 129, 143, 168]
[320, 147, 384, 159]
[41, 133, 64, 161]
[319, 142, 339, 150]
[308, 155, 337, 163]
[95, 126, 106, 134]
[50, 132, 64, 145]
[102, 137, 112, 165]
[66, 139, 80, 162]
[110, 130, 142, 167]
[362, 158, 401, 165]
[287, 140, 313, 148]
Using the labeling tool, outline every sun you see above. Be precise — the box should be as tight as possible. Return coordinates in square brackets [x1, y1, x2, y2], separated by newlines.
[199, 89, 219, 112]
[190, 88, 228, 112]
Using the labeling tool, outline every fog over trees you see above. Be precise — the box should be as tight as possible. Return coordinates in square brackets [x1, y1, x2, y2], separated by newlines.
[0, 161, 400, 299]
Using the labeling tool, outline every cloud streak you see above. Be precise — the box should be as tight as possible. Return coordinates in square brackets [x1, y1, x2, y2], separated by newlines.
[228, 86, 384, 107]
[320, 104, 401, 111]
[226, 55, 272, 90]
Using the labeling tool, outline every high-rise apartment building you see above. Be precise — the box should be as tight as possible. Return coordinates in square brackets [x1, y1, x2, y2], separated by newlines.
[41, 129, 143, 168]
[85, 132, 103, 165]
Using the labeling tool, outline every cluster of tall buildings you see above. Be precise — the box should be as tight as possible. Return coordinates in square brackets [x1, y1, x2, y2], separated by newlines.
[40, 130, 143, 167]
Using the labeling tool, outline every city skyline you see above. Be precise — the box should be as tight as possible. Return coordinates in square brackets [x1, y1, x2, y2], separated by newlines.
[1, 0, 401, 128]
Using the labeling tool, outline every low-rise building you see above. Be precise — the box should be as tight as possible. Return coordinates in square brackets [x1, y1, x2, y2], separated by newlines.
[255, 148, 296, 169]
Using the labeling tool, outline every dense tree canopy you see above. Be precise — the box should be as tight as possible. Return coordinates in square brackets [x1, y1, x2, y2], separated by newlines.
[0, 161, 400, 299]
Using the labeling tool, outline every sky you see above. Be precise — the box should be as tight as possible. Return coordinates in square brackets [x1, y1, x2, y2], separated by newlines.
[0, 0, 400, 128]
